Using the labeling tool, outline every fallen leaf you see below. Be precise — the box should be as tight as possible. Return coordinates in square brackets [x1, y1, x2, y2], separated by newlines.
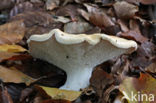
[10, 1, 34, 17]
[10, 11, 63, 40]
[0, 20, 25, 44]
[46, 0, 60, 10]
[117, 19, 129, 32]
[130, 41, 156, 69]
[118, 30, 148, 43]
[39, 86, 81, 101]
[0, 0, 14, 10]
[145, 61, 156, 74]
[124, 0, 140, 5]
[41, 99, 71, 103]
[84, 4, 115, 28]
[7, 54, 32, 61]
[78, 9, 90, 21]
[118, 20, 148, 43]
[5, 83, 26, 103]
[1, 86, 14, 103]
[0, 66, 36, 85]
[20, 88, 34, 102]
[90, 66, 114, 97]
[0, 52, 18, 62]
[83, 4, 119, 34]
[139, 0, 156, 4]
[113, 1, 138, 19]
[119, 73, 156, 102]
[0, 44, 27, 53]
[64, 21, 93, 34]
[56, 4, 79, 21]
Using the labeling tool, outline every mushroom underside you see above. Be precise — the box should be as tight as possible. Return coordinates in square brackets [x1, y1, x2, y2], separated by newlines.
[29, 36, 135, 91]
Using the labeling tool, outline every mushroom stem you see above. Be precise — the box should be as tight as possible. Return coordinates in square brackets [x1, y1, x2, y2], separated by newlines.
[60, 66, 93, 91]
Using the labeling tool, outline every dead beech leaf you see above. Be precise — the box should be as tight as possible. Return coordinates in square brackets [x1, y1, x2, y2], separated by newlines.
[0, 52, 18, 62]
[84, 4, 115, 28]
[117, 19, 129, 32]
[64, 21, 93, 34]
[119, 73, 156, 102]
[46, 0, 60, 10]
[83, 4, 118, 34]
[0, 66, 36, 86]
[145, 61, 156, 73]
[118, 30, 148, 43]
[10, 11, 63, 40]
[1, 87, 14, 103]
[90, 67, 114, 97]
[78, 9, 90, 21]
[0, 0, 14, 10]
[39, 86, 81, 101]
[0, 44, 27, 53]
[113, 1, 138, 19]
[41, 99, 71, 103]
[130, 41, 156, 69]
[56, 4, 79, 21]
[0, 20, 25, 45]
[10, 1, 33, 17]
[139, 0, 156, 4]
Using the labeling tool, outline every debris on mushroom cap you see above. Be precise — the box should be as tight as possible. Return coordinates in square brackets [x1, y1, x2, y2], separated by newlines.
[27, 29, 137, 91]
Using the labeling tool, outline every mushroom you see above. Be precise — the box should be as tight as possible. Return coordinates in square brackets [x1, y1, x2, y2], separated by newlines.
[27, 29, 137, 91]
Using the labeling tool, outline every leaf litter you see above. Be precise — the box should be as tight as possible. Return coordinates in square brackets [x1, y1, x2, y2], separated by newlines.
[0, 0, 156, 103]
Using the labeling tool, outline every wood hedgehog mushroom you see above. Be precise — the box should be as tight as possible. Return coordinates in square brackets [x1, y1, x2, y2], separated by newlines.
[27, 29, 137, 91]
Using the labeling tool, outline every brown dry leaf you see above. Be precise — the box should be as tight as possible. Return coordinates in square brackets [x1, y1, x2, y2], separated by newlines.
[39, 86, 81, 101]
[77, 9, 90, 21]
[41, 99, 71, 103]
[10, 1, 34, 17]
[118, 20, 148, 43]
[90, 66, 114, 97]
[0, 0, 14, 10]
[56, 4, 79, 21]
[10, 11, 63, 40]
[0, 20, 25, 45]
[46, 0, 60, 10]
[113, 1, 138, 19]
[20, 88, 34, 102]
[0, 66, 36, 86]
[0, 52, 18, 62]
[64, 21, 93, 34]
[139, 0, 156, 4]
[0, 44, 27, 53]
[84, 4, 115, 28]
[117, 19, 129, 32]
[124, 0, 140, 5]
[119, 73, 156, 102]
[83, 4, 120, 35]
[145, 61, 156, 73]
[118, 30, 147, 43]
[130, 41, 156, 69]
[1, 87, 14, 103]
[7, 54, 32, 61]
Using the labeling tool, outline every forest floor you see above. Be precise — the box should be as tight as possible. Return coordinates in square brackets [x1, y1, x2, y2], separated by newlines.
[0, 0, 156, 103]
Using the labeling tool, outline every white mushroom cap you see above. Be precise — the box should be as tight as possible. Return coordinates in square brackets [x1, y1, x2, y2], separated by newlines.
[27, 29, 137, 91]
